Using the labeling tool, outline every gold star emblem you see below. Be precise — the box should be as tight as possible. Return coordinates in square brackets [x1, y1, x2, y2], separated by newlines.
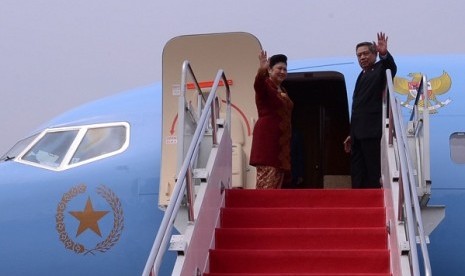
[69, 197, 109, 237]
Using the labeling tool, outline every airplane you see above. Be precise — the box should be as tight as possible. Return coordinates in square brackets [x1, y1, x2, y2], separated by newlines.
[0, 83, 178, 275]
[0, 32, 463, 275]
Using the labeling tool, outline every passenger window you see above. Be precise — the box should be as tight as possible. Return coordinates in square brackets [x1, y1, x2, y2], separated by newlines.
[22, 130, 79, 168]
[450, 132, 465, 164]
[70, 126, 126, 164]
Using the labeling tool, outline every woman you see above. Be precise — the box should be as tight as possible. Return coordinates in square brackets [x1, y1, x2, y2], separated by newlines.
[250, 50, 294, 189]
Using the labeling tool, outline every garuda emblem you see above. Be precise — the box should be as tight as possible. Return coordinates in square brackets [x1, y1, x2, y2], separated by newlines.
[393, 71, 452, 113]
[56, 184, 124, 255]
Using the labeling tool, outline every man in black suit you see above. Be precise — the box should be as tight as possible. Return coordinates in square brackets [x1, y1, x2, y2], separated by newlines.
[344, 32, 397, 188]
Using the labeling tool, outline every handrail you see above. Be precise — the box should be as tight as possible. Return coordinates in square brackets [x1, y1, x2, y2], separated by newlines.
[177, 61, 208, 175]
[142, 61, 231, 276]
[182, 61, 207, 109]
[409, 76, 424, 122]
[385, 69, 431, 276]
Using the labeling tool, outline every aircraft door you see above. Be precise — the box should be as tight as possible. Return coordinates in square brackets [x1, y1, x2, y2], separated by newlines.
[160, 32, 262, 205]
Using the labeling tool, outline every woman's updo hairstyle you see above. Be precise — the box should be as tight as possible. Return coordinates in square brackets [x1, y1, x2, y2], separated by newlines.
[269, 54, 287, 68]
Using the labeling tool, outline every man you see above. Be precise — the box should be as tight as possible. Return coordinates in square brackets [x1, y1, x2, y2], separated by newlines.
[344, 32, 397, 188]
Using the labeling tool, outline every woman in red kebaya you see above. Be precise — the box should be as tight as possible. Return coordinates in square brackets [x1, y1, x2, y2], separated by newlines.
[250, 50, 293, 189]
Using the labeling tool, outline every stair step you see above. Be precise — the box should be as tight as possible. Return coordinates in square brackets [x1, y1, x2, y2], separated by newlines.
[215, 227, 387, 250]
[225, 189, 384, 208]
[208, 249, 390, 274]
[220, 207, 385, 228]
[206, 189, 391, 275]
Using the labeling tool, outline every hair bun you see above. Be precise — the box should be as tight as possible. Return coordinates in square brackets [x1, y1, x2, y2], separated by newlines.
[269, 54, 287, 67]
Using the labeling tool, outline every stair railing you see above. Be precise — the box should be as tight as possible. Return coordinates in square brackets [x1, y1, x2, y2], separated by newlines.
[385, 69, 431, 276]
[407, 76, 432, 207]
[176, 61, 208, 180]
[142, 61, 231, 276]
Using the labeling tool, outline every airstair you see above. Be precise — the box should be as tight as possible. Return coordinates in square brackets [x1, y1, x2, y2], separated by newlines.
[142, 60, 444, 275]
[206, 188, 390, 275]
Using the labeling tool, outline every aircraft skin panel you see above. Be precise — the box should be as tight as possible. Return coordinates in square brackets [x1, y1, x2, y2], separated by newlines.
[428, 190, 465, 273]
[0, 167, 150, 274]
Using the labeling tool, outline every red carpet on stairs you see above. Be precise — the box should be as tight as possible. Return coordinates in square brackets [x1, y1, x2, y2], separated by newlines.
[204, 189, 391, 276]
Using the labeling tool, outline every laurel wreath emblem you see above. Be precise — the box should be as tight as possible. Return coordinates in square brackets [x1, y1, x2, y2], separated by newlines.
[56, 184, 124, 255]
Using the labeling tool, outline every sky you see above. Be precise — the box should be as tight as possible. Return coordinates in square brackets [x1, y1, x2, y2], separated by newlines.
[1, 0, 464, 154]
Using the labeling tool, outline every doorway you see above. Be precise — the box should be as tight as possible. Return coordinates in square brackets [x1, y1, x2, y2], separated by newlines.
[283, 71, 351, 188]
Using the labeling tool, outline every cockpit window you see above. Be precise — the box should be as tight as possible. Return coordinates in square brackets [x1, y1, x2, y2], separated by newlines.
[22, 130, 79, 168]
[16, 122, 129, 170]
[0, 134, 39, 162]
[450, 132, 465, 164]
[70, 126, 126, 165]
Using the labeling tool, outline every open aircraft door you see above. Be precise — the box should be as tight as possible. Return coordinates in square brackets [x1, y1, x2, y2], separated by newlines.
[159, 32, 262, 206]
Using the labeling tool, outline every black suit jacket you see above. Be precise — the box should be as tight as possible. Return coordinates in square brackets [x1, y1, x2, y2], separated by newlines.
[350, 52, 397, 139]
